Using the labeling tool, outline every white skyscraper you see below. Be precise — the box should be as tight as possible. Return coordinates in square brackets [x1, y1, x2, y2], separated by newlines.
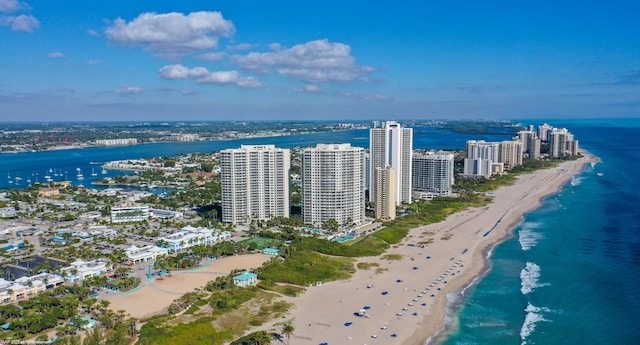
[466, 140, 501, 161]
[302, 144, 365, 228]
[500, 140, 523, 169]
[549, 128, 579, 157]
[464, 140, 501, 177]
[412, 151, 455, 197]
[220, 145, 290, 225]
[369, 121, 413, 205]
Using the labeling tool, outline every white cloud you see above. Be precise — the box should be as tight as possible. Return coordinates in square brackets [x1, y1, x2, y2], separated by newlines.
[0, 0, 23, 13]
[87, 29, 99, 37]
[232, 39, 374, 83]
[298, 84, 323, 93]
[0, 13, 38, 32]
[159, 64, 262, 88]
[105, 11, 235, 58]
[47, 52, 64, 58]
[87, 59, 101, 65]
[181, 89, 197, 95]
[114, 85, 143, 94]
[197, 52, 226, 61]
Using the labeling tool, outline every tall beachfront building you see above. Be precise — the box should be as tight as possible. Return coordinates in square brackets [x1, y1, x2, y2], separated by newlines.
[302, 144, 365, 228]
[464, 140, 501, 177]
[500, 140, 523, 169]
[412, 151, 455, 198]
[220, 145, 290, 225]
[375, 166, 396, 221]
[369, 121, 413, 205]
[549, 128, 579, 157]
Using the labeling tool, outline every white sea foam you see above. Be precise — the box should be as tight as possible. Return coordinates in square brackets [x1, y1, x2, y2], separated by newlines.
[518, 224, 545, 251]
[570, 176, 583, 186]
[520, 303, 550, 344]
[520, 262, 547, 295]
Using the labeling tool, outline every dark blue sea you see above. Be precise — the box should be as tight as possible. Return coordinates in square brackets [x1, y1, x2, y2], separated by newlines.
[438, 118, 640, 345]
[2, 119, 638, 344]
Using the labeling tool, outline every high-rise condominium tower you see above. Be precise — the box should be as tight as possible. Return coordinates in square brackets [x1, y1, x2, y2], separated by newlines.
[302, 144, 365, 228]
[220, 145, 290, 225]
[369, 121, 413, 205]
[549, 128, 579, 157]
[375, 166, 396, 221]
[500, 140, 523, 169]
[412, 151, 455, 197]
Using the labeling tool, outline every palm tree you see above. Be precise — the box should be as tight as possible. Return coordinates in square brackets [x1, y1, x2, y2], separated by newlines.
[282, 321, 295, 345]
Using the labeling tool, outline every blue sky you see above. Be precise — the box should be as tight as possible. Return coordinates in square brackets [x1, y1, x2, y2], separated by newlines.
[1, 0, 638, 121]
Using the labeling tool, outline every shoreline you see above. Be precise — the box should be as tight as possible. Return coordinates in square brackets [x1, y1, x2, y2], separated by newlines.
[280, 152, 598, 345]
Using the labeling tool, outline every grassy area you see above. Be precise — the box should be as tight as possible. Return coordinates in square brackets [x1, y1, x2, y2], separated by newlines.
[381, 254, 403, 261]
[440, 233, 453, 240]
[292, 236, 382, 257]
[356, 262, 380, 270]
[236, 237, 282, 249]
[138, 316, 234, 345]
[259, 250, 355, 285]
[257, 280, 306, 297]
[138, 288, 291, 345]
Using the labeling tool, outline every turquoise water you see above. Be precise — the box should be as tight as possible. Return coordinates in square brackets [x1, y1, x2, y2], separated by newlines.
[439, 119, 640, 345]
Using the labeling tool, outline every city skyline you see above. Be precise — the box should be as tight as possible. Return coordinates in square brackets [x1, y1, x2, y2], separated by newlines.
[1, 0, 639, 121]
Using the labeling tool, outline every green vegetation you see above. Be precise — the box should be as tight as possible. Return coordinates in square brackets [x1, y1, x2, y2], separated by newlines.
[138, 316, 234, 345]
[381, 254, 403, 261]
[229, 330, 273, 345]
[257, 280, 306, 297]
[292, 236, 381, 257]
[259, 250, 355, 285]
[356, 262, 380, 270]
[441, 233, 453, 240]
[140, 286, 291, 345]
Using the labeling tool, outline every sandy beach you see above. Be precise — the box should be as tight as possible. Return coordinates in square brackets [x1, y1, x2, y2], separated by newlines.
[105, 254, 272, 319]
[281, 153, 597, 345]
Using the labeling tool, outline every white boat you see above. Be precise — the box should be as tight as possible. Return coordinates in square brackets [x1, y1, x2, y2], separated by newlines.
[76, 168, 84, 180]
[91, 168, 98, 177]
[101, 168, 107, 175]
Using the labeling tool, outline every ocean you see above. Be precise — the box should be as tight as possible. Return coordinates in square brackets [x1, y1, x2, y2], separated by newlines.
[439, 118, 640, 345]
[2, 119, 638, 344]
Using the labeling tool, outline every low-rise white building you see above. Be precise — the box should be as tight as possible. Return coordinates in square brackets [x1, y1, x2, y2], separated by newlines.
[150, 208, 184, 220]
[125, 245, 168, 265]
[110, 204, 150, 223]
[0, 273, 64, 304]
[157, 226, 232, 253]
[60, 259, 111, 283]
